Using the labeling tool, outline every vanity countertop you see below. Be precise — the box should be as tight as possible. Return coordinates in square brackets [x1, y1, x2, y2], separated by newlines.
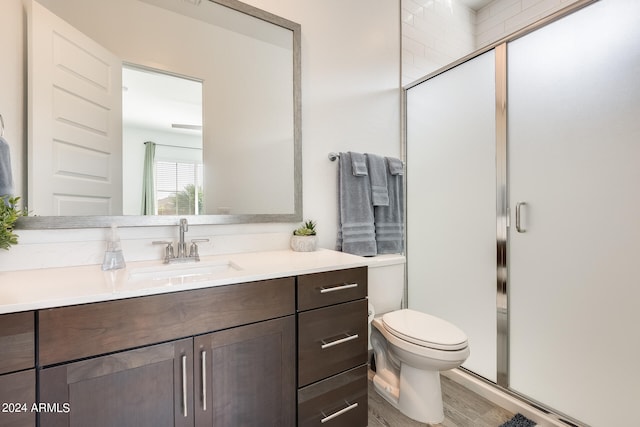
[0, 249, 369, 314]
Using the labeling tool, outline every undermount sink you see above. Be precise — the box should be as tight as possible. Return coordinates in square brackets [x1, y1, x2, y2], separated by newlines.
[128, 260, 242, 283]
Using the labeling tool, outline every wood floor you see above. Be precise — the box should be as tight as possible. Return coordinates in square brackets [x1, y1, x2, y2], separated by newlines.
[367, 370, 515, 427]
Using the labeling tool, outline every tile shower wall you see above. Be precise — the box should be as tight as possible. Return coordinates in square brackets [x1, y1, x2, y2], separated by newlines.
[475, 0, 581, 48]
[402, 0, 581, 85]
[402, 0, 475, 85]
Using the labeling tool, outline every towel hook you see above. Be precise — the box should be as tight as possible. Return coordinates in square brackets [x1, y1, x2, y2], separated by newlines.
[328, 152, 340, 161]
[0, 114, 4, 137]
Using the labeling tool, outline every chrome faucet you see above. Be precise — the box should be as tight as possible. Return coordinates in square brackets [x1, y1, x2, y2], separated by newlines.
[153, 218, 209, 264]
[177, 218, 188, 259]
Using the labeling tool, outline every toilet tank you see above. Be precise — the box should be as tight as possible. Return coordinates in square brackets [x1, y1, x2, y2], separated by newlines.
[367, 254, 406, 351]
[367, 254, 406, 317]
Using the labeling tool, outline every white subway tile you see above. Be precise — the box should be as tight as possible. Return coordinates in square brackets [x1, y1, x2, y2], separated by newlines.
[402, 48, 416, 66]
[489, 0, 522, 17]
[476, 4, 493, 24]
[402, 35, 427, 57]
[506, 0, 563, 33]
[402, 9, 415, 25]
[476, 21, 507, 47]
[481, 1, 522, 31]
[403, 0, 426, 17]
[522, 0, 559, 11]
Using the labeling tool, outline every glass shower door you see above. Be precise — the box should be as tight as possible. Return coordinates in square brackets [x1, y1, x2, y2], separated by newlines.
[406, 51, 498, 382]
[507, 1, 640, 425]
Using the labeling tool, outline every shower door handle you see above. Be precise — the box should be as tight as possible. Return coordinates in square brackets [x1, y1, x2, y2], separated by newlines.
[515, 202, 527, 233]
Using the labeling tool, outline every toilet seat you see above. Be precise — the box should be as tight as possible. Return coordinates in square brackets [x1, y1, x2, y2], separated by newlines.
[382, 309, 468, 351]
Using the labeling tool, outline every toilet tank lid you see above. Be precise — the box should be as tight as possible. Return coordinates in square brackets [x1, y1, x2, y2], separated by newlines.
[382, 309, 468, 351]
[366, 254, 406, 268]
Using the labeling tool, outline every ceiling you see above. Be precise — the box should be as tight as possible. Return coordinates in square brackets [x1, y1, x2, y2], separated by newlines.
[122, 66, 202, 135]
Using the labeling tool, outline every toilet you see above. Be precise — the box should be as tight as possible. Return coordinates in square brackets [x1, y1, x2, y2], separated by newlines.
[368, 256, 470, 424]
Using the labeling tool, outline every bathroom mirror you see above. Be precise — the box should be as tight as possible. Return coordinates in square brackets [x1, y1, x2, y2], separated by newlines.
[21, 0, 301, 228]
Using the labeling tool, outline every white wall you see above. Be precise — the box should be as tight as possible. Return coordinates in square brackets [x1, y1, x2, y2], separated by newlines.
[245, 0, 401, 248]
[0, 0, 400, 271]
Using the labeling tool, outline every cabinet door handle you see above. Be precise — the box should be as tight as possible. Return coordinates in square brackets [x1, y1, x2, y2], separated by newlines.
[321, 333, 359, 349]
[320, 283, 358, 293]
[201, 350, 207, 411]
[181, 354, 188, 418]
[320, 401, 358, 423]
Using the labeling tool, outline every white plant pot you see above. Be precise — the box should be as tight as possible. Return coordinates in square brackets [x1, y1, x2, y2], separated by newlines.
[290, 235, 317, 252]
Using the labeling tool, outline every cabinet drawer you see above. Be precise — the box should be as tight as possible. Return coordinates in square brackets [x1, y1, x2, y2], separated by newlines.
[297, 267, 367, 311]
[39, 277, 295, 366]
[0, 312, 34, 375]
[298, 299, 368, 387]
[298, 365, 368, 427]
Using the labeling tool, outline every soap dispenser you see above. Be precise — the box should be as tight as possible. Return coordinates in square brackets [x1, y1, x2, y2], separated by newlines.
[102, 224, 126, 271]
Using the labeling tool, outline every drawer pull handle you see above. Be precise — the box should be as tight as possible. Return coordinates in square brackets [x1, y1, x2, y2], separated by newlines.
[320, 283, 358, 293]
[321, 333, 359, 349]
[201, 350, 207, 411]
[320, 401, 358, 423]
[181, 354, 188, 418]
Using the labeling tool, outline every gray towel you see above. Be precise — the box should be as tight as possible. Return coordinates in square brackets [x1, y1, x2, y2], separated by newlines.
[374, 157, 404, 254]
[387, 157, 404, 176]
[366, 153, 389, 206]
[349, 151, 368, 176]
[337, 152, 377, 256]
[0, 136, 14, 196]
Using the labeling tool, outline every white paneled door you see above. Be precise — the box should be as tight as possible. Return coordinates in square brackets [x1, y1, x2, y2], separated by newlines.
[507, 1, 640, 425]
[28, 0, 122, 216]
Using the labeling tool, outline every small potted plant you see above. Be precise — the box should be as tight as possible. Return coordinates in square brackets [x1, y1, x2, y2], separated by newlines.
[1, 196, 27, 251]
[290, 220, 317, 252]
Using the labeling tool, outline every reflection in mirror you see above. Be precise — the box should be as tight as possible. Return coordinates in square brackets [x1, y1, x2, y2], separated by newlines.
[22, 0, 301, 228]
[122, 65, 203, 216]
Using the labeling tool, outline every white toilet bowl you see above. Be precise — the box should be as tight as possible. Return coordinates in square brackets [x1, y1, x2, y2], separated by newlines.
[370, 308, 470, 424]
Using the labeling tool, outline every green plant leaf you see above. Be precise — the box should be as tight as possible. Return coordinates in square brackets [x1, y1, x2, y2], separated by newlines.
[293, 219, 317, 236]
[1, 196, 28, 251]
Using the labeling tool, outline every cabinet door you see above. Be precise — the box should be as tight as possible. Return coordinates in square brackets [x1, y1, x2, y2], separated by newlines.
[194, 316, 295, 427]
[39, 339, 193, 427]
[0, 370, 36, 427]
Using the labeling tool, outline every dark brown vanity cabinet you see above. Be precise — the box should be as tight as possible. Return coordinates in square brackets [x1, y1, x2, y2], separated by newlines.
[296, 267, 369, 427]
[0, 311, 36, 427]
[37, 278, 296, 427]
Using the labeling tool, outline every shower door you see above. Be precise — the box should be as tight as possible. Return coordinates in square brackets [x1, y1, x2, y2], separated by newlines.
[405, 51, 498, 382]
[507, 0, 640, 425]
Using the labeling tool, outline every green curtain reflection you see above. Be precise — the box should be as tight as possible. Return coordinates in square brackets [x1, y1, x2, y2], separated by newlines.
[141, 141, 156, 215]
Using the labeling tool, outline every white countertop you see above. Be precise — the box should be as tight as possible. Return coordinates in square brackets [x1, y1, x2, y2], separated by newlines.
[0, 249, 370, 314]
